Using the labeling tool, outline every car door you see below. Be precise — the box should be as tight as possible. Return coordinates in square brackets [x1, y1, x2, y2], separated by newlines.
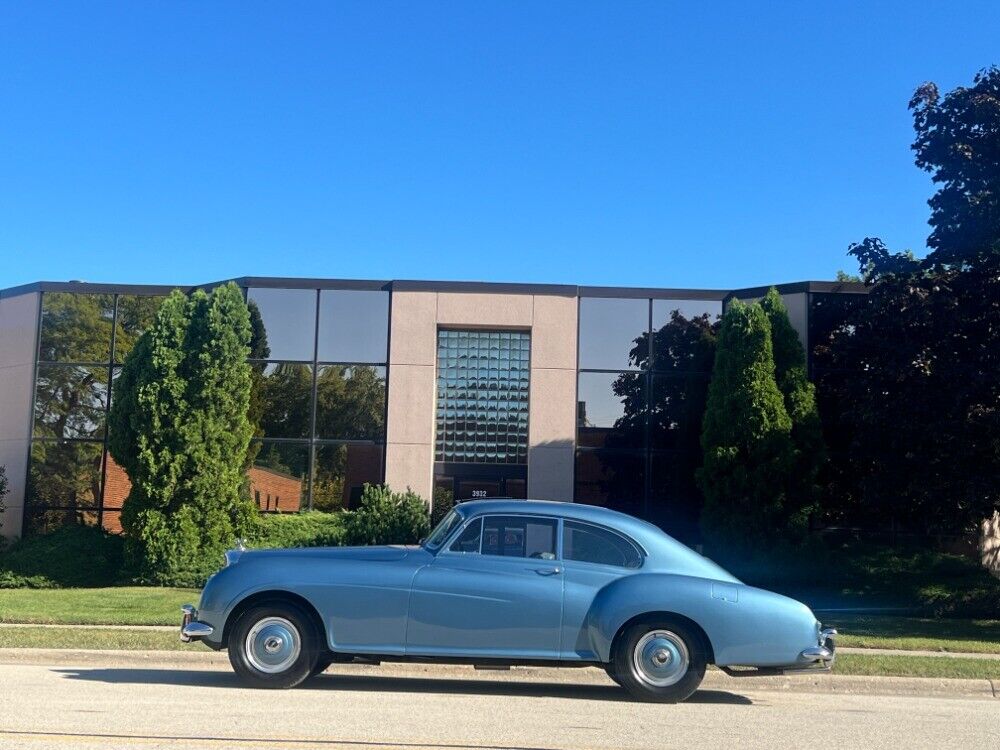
[406, 514, 563, 659]
[558, 520, 644, 660]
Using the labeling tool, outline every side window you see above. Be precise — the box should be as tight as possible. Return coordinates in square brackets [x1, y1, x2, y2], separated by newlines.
[481, 515, 557, 560]
[449, 518, 483, 553]
[563, 521, 642, 569]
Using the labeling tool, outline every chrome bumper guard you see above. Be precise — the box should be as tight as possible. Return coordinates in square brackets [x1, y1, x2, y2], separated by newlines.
[721, 627, 837, 677]
[179, 604, 214, 643]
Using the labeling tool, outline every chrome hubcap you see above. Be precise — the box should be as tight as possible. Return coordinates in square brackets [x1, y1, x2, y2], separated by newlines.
[633, 630, 689, 687]
[245, 617, 300, 674]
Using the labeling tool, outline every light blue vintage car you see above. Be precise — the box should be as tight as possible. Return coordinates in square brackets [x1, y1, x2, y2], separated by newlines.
[181, 499, 836, 702]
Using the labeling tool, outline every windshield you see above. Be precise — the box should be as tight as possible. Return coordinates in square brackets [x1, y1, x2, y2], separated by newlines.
[423, 509, 464, 550]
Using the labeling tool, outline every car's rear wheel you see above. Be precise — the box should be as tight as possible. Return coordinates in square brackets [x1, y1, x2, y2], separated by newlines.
[229, 604, 319, 689]
[612, 620, 706, 703]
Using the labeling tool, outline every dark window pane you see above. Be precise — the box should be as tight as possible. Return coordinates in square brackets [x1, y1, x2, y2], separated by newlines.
[651, 305, 719, 372]
[113, 295, 167, 363]
[435, 330, 530, 464]
[318, 290, 389, 363]
[481, 515, 557, 559]
[563, 520, 642, 568]
[33, 365, 109, 439]
[25, 509, 98, 536]
[577, 372, 645, 450]
[504, 478, 527, 499]
[578, 298, 648, 371]
[315, 365, 386, 440]
[649, 374, 710, 450]
[809, 292, 870, 370]
[249, 441, 309, 513]
[574, 449, 645, 518]
[652, 299, 722, 329]
[648, 451, 703, 544]
[26, 440, 104, 510]
[312, 443, 383, 511]
[39, 293, 114, 363]
[258, 363, 314, 438]
[449, 518, 483, 553]
[246, 288, 316, 361]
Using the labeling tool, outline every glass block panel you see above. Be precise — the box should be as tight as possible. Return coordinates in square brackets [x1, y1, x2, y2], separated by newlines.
[33, 364, 109, 440]
[246, 288, 316, 361]
[435, 330, 530, 464]
[26, 440, 104, 510]
[249, 441, 309, 513]
[317, 290, 390, 363]
[315, 365, 386, 440]
[578, 297, 648, 371]
[258, 363, 314, 439]
[312, 443, 383, 512]
[113, 295, 167, 363]
[39, 293, 114, 363]
[577, 371, 645, 450]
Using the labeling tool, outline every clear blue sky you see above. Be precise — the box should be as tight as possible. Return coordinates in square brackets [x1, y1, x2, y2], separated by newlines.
[2, 1, 997, 291]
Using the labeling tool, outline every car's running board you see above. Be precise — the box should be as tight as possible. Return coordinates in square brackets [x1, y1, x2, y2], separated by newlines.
[474, 664, 512, 670]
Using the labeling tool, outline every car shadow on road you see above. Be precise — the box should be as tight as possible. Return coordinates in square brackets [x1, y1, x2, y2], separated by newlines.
[54, 668, 752, 705]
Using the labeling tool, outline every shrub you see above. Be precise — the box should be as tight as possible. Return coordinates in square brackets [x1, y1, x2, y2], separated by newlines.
[431, 484, 455, 527]
[0, 525, 125, 588]
[249, 512, 347, 549]
[108, 283, 257, 586]
[343, 485, 430, 546]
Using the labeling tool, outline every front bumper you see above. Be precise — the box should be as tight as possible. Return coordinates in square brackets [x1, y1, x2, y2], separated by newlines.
[179, 604, 215, 643]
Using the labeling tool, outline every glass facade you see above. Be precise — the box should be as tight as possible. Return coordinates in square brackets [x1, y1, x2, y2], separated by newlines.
[24, 285, 390, 534]
[435, 330, 530, 464]
[575, 297, 722, 542]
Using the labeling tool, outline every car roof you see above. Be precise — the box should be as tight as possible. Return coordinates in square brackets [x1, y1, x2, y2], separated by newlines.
[455, 499, 662, 542]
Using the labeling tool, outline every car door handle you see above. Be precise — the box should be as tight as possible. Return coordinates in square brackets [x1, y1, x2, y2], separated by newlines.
[534, 567, 562, 576]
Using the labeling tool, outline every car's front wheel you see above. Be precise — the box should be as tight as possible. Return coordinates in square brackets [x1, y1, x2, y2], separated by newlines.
[612, 620, 706, 703]
[228, 604, 319, 689]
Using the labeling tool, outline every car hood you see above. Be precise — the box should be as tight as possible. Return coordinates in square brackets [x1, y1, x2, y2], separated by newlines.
[234, 545, 420, 564]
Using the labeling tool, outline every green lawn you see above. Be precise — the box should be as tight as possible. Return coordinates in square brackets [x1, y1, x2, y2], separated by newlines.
[0, 626, 200, 651]
[834, 652, 1000, 680]
[0, 587, 198, 626]
[829, 614, 1000, 654]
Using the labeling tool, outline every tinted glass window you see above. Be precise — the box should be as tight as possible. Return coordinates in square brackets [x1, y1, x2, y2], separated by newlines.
[648, 451, 703, 544]
[315, 365, 386, 440]
[246, 288, 316, 361]
[248, 441, 309, 513]
[574, 449, 645, 518]
[481, 515, 557, 559]
[317, 290, 389, 363]
[651, 306, 719, 372]
[652, 299, 722, 329]
[39, 293, 114, 363]
[563, 521, 642, 568]
[578, 298, 648, 371]
[27, 440, 104, 510]
[258, 363, 313, 438]
[312, 443, 383, 511]
[113, 295, 166, 363]
[33, 365, 109, 440]
[577, 372, 645, 450]
[449, 518, 483, 553]
[649, 374, 710, 450]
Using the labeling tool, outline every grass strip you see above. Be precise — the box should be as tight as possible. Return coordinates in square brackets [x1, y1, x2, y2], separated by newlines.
[0, 627, 200, 651]
[833, 652, 1000, 680]
[829, 614, 1000, 655]
[0, 587, 198, 626]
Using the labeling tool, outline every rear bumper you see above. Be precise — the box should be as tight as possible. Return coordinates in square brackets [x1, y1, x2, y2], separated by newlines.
[179, 604, 215, 643]
[721, 627, 837, 677]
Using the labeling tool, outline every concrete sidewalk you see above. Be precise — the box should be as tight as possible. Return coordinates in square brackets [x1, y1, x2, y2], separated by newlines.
[0, 647, 995, 700]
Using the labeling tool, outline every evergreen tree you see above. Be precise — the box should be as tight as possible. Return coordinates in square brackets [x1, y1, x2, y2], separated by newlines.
[696, 300, 796, 548]
[109, 283, 257, 585]
[759, 288, 824, 527]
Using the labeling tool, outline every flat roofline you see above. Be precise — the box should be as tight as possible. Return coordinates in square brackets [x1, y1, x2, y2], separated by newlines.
[0, 276, 869, 300]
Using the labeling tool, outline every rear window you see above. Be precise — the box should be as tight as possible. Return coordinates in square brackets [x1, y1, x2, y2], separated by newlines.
[562, 521, 642, 568]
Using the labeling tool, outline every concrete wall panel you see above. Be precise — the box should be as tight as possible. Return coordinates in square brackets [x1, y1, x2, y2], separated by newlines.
[385, 363, 436, 446]
[530, 295, 577, 370]
[436, 293, 533, 328]
[0, 292, 37, 539]
[384, 442, 434, 502]
[528, 367, 576, 446]
[388, 291, 437, 366]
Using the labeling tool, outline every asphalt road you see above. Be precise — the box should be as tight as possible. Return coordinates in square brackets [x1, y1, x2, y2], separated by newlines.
[0, 660, 997, 750]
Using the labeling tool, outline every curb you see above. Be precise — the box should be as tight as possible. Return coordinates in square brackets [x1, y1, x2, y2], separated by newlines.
[0, 648, 995, 700]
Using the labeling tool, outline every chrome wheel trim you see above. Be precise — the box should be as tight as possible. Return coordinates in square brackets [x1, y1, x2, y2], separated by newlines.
[632, 629, 689, 688]
[244, 617, 301, 674]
